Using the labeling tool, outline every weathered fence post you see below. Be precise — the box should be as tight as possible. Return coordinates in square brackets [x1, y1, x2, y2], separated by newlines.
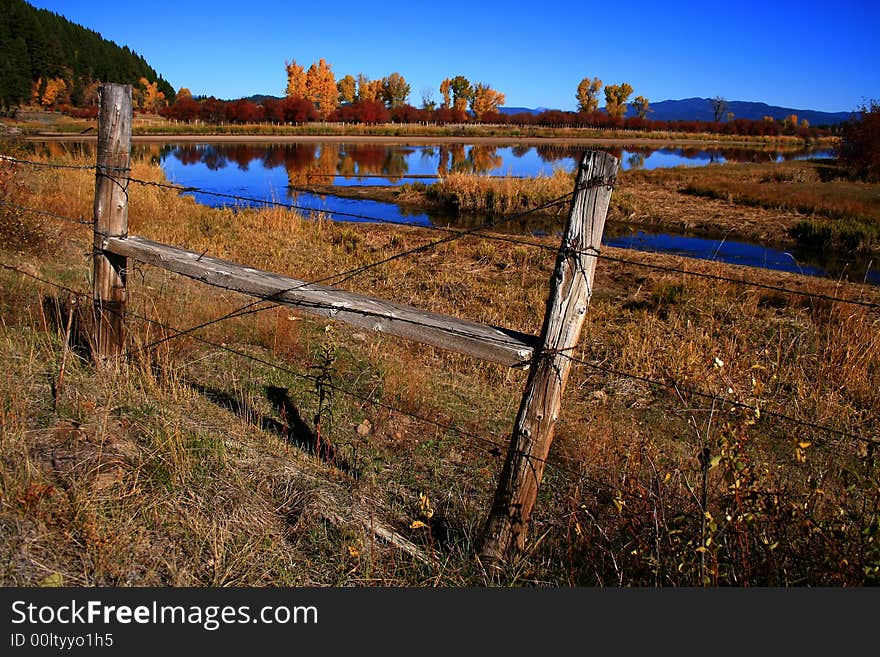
[479, 150, 619, 567]
[92, 83, 132, 360]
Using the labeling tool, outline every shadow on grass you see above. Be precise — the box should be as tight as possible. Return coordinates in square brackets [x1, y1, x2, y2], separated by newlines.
[188, 381, 356, 477]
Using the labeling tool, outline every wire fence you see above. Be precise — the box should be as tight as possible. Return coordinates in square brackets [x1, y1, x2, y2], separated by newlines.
[5, 154, 877, 309]
[1, 152, 877, 476]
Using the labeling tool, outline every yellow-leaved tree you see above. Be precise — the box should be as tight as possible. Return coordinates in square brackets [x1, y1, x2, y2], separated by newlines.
[285, 59, 307, 98]
[40, 78, 69, 107]
[604, 83, 633, 120]
[356, 74, 382, 103]
[631, 95, 650, 119]
[137, 78, 166, 113]
[439, 78, 452, 109]
[470, 83, 505, 120]
[337, 75, 357, 104]
[381, 72, 411, 108]
[305, 59, 338, 118]
[576, 76, 602, 113]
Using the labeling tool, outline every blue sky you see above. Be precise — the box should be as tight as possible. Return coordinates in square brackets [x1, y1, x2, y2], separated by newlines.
[27, 0, 880, 113]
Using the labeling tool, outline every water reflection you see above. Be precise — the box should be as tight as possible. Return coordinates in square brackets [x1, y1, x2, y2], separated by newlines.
[602, 228, 879, 286]
[27, 140, 832, 185]
[153, 141, 832, 188]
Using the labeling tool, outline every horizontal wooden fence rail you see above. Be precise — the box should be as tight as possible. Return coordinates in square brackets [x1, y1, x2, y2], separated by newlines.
[104, 235, 539, 367]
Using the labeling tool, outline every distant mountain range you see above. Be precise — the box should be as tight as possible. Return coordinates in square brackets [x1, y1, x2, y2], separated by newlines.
[625, 97, 854, 126]
[499, 98, 854, 125]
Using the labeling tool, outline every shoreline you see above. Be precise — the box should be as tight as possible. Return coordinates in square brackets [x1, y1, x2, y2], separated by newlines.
[22, 132, 833, 149]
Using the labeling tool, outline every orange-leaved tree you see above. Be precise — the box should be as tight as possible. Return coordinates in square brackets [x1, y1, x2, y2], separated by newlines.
[356, 74, 382, 103]
[285, 59, 307, 98]
[470, 83, 505, 121]
[305, 58, 337, 118]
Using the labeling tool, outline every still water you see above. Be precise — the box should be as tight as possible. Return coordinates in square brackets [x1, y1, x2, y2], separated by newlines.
[149, 141, 876, 285]
[159, 141, 833, 186]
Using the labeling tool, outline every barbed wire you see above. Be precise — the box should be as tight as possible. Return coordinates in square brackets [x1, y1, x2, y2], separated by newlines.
[119, 185, 578, 356]
[0, 154, 97, 171]
[560, 351, 877, 445]
[123, 174, 571, 227]
[121, 171, 880, 310]
[0, 260, 579, 476]
[5, 190, 871, 315]
[1, 258, 874, 500]
[586, 250, 880, 310]
[6, 155, 878, 317]
[300, 172, 527, 180]
[0, 200, 93, 226]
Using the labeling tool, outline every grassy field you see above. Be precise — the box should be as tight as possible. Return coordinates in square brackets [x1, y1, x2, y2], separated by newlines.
[1, 147, 878, 586]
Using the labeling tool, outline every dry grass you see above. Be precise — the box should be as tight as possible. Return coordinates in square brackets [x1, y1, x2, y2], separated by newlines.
[630, 160, 880, 252]
[1, 148, 878, 586]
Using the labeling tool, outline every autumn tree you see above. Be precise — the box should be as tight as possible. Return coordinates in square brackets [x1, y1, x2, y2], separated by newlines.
[381, 72, 410, 108]
[710, 96, 727, 122]
[305, 58, 337, 118]
[356, 73, 382, 103]
[177, 87, 192, 101]
[285, 59, 307, 98]
[470, 83, 505, 121]
[603, 83, 633, 120]
[137, 77, 166, 113]
[449, 75, 474, 113]
[337, 74, 356, 103]
[576, 77, 602, 113]
[631, 95, 650, 119]
[40, 77, 68, 107]
[839, 99, 880, 181]
[439, 78, 452, 108]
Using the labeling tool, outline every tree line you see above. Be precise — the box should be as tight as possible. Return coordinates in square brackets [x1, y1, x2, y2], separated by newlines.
[0, 0, 174, 113]
[155, 59, 828, 138]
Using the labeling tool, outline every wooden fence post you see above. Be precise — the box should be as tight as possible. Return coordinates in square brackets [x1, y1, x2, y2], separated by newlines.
[92, 83, 132, 360]
[479, 150, 619, 567]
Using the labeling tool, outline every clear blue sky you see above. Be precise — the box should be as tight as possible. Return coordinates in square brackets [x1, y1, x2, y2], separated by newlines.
[27, 0, 880, 113]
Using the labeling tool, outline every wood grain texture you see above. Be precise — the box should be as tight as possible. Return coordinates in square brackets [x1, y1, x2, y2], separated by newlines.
[479, 150, 619, 566]
[92, 83, 132, 359]
[105, 235, 538, 367]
